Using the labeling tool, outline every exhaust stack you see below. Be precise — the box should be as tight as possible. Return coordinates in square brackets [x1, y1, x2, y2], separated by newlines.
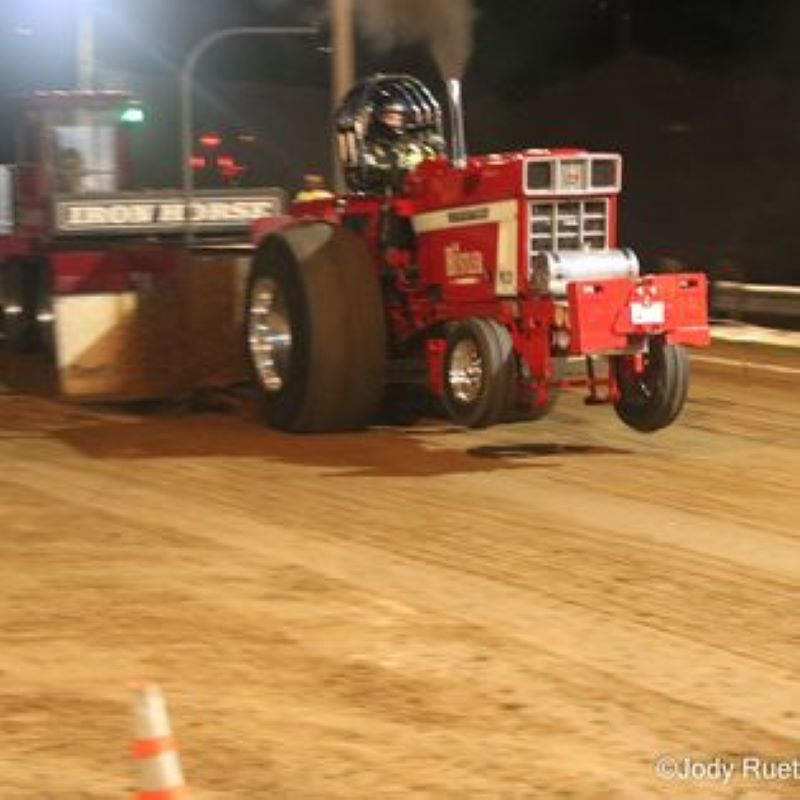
[446, 78, 468, 169]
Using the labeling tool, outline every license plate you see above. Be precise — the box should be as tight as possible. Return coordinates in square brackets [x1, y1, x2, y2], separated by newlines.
[630, 301, 665, 325]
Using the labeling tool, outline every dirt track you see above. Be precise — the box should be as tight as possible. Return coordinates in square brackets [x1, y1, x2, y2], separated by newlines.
[1, 343, 798, 799]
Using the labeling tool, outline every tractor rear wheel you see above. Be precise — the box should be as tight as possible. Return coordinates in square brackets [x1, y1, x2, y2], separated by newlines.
[442, 317, 514, 429]
[245, 222, 387, 432]
[613, 337, 689, 432]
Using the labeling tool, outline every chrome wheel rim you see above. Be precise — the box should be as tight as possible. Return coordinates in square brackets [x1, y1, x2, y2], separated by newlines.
[448, 338, 484, 404]
[247, 277, 292, 392]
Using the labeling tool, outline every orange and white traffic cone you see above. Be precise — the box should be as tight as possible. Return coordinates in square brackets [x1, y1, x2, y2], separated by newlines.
[130, 682, 189, 799]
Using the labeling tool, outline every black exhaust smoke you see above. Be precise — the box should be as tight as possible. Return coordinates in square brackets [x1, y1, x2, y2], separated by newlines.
[355, 0, 476, 166]
[354, 0, 476, 78]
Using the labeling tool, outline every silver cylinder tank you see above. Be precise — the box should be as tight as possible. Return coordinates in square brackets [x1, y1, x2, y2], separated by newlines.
[530, 249, 640, 297]
[445, 78, 468, 169]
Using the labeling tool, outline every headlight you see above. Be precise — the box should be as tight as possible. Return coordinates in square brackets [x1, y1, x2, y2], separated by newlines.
[526, 161, 553, 191]
[591, 159, 618, 189]
[558, 160, 588, 192]
[526, 155, 621, 194]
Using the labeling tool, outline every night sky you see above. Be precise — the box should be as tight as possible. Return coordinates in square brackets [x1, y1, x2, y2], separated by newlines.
[1, 0, 800, 95]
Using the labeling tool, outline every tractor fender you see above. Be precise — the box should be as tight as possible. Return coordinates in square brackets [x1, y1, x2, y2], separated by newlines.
[250, 201, 340, 247]
[250, 213, 297, 247]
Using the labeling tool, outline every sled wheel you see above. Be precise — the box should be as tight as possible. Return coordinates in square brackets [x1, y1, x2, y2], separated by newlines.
[246, 222, 387, 432]
[1, 261, 40, 352]
[33, 261, 55, 358]
[442, 317, 514, 429]
[613, 337, 689, 432]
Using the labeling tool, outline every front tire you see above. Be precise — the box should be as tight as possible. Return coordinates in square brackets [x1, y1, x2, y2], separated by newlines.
[613, 337, 689, 432]
[246, 222, 387, 432]
[442, 317, 514, 428]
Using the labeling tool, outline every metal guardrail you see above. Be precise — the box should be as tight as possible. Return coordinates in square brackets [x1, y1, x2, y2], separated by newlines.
[712, 280, 800, 320]
[0, 165, 13, 235]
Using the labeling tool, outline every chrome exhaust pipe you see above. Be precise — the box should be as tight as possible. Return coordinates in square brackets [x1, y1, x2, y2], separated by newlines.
[446, 78, 468, 169]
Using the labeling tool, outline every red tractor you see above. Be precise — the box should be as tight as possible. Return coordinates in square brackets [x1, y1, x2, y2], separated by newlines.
[246, 74, 709, 433]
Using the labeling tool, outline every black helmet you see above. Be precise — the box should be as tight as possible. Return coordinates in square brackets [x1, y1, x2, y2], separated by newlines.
[334, 74, 445, 192]
[376, 99, 407, 137]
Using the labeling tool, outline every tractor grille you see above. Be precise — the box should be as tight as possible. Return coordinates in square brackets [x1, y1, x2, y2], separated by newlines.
[529, 199, 608, 254]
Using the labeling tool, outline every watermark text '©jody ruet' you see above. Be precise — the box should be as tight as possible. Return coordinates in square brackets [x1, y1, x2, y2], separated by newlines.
[654, 755, 799, 784]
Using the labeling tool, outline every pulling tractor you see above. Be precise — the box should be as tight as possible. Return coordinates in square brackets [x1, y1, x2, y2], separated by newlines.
[245, 73, 710, 433]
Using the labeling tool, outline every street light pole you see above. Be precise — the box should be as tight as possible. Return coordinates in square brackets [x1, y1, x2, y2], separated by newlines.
[330, 0, 355, 192]
[180, 26, 315, 244]
[330, 0, 355, 107]
[76, 0, 95, 90]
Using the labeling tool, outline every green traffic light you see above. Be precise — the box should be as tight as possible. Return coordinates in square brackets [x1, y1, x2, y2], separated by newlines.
[120, 105, 145, 123]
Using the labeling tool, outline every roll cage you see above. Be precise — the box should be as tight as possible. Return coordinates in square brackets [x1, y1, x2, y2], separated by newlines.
[335, 74, 444, 193]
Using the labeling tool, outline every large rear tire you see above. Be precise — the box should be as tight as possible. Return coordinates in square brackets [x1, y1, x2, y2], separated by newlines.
[441, 317, 514, 429]
[613, 338, 689, 432]
[245, 222, 387, 432]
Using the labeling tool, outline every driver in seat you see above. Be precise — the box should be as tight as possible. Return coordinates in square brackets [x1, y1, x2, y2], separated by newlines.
[364, 99, 443, 191]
